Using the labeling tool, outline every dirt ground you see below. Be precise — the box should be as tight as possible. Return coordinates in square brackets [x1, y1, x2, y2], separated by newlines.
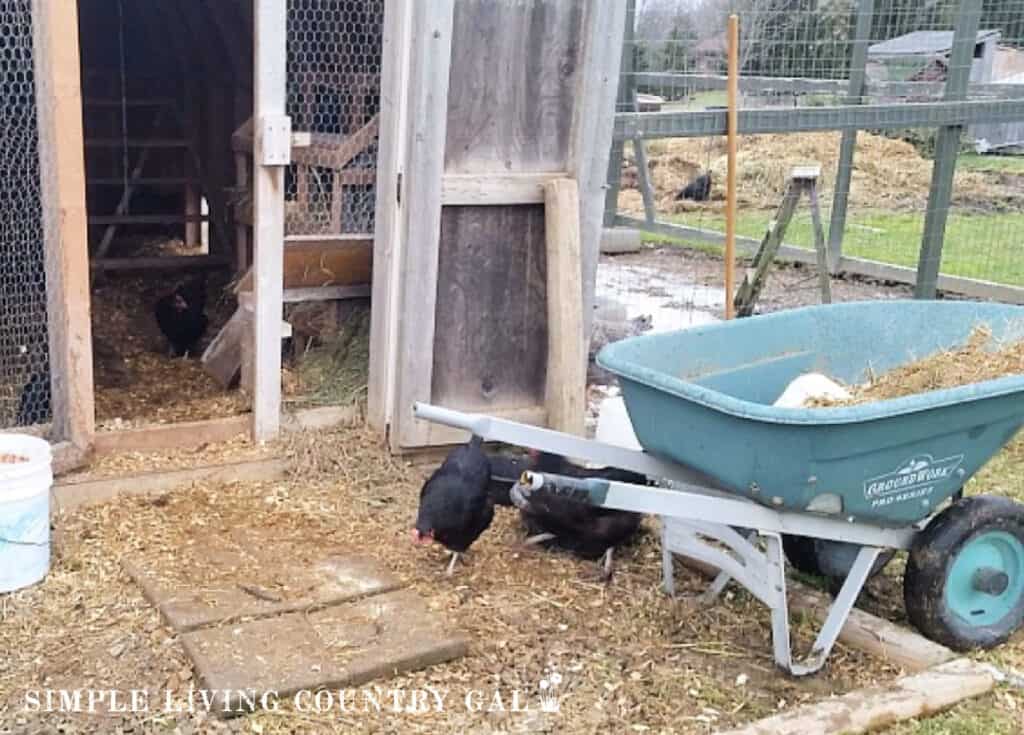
[88, 236, 366, 431]
[3, 246, 1019, 734]
[602, 242, 915, 312]
[90, 239, 247, 431]
[0, 426, 907, 735]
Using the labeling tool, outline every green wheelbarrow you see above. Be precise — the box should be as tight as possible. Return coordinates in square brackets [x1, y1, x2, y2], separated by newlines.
[415, 300, 1024, 675]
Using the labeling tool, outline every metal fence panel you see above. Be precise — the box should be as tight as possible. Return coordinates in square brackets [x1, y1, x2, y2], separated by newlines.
[604, 0, 1024, 301]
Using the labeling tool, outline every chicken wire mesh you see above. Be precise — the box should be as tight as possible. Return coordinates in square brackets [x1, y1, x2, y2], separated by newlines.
[285, 0, 383, 237]
[0, 0, 52, 430]
[603, 0, 1024, 313]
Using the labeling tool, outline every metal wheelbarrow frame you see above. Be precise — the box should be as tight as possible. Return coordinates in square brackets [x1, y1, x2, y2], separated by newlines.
[413, 403, 913, 676]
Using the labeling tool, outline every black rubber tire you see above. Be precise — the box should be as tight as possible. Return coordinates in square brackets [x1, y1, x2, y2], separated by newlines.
[904, 495, 1024, 651]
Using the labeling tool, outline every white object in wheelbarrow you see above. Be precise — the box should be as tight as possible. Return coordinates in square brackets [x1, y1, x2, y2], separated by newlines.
[0, 434, 53, 593]
[595, 393, 643, 452]
[773, 372, 851, 408]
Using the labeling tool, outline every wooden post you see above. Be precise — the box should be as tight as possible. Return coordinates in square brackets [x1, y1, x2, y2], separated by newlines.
[569, 0, 629, 344]
[724, 15, 739, 320]
[234, 152, 250, 273]
[185, 184, 201, 247]
[602, 0, 636, 228]
[368, 0, 413, 433]
[32, 0, 95, 450]
[826, 0, 874, 273]
[390, 0, 456, 450]
[915, 0, 981, 299]
[252, 0, 288, 441]
[543, 179, 586, 437]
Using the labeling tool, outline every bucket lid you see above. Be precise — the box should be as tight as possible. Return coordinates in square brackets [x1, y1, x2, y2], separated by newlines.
[0, 434, 52, 483]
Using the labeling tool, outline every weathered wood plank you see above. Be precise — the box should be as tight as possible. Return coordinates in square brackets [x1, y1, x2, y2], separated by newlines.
[676, 554, 956, 673]
[569, 0, 629, 341]
[543, 179, 585, 436]
[55, 458, 289, 515]
[368, 0, 414, 432]
[718, 658, 993, 735]
[441, 172, 569, 205]
[234, 239, 372, 291]
[444, 0, 583, 174]
[431, 205, 548, 415]
[33, 0, 96, 450]
[392, 1, 456, 449]
[252, 0, 288, 440]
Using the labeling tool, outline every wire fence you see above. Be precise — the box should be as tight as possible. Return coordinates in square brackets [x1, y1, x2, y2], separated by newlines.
[0, 0, 52, 430]
[601, 0, 1024, 329]
[285, 0, 383, 236]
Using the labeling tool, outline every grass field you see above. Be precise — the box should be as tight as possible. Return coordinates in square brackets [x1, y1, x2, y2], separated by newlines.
[653, 207, 1024, 286]
[958, 152, 1024, 174]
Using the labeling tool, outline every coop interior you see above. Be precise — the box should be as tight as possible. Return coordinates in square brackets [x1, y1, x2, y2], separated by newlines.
[73, 0, 381, 434]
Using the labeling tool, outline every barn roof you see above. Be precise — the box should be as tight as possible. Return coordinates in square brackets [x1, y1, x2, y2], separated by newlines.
[868, 29, 1001, 57]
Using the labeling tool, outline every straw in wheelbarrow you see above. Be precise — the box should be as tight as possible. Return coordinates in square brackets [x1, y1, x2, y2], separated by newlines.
[808, 325, 1024, 407]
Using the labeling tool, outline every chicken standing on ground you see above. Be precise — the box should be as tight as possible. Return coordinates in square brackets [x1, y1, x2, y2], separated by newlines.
[511, 450, 646, 580]
[15, 369, 49, 427]
[676, 171, 712, 202]
[413, 435, 495, 575]
[153, 276, 209, 358]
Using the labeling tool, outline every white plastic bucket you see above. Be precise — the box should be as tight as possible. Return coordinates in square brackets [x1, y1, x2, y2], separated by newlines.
[0, 434, 53, 593]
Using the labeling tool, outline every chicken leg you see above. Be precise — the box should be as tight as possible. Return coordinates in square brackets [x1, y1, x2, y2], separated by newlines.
[600, 547, 615, 582]
[446, 551, 460, 576]
[523, 532, 556, 546]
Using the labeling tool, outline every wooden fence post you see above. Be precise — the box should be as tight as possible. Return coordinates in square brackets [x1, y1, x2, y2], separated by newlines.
[33, 0, 95, 450]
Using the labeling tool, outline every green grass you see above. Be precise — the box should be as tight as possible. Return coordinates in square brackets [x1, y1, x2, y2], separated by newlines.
[878, 697, 1019, 735]
[652, 208, 1024, 286]
[661, 90, 728, 113]
[958, 153, 1024, 175]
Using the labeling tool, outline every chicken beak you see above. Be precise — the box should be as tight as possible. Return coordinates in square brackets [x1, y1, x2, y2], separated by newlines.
[411, 528, 433, 546]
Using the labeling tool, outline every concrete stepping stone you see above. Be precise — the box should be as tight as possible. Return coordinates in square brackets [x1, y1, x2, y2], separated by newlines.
[124, 553, 402, 632]
[179, 588, 468, 716]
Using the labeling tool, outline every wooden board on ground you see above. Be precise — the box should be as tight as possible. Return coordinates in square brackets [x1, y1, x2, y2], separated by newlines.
[54, 457, 288, 514]
[123, 552, 402, 633]
[718, 658, 994, 735]
[674, 553, 957, 673]
[181, 588, 467, 718]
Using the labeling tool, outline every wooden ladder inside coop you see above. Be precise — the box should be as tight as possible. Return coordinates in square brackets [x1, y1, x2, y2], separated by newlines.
[733, 165, 832, 318]
[84, 96, 210, 261]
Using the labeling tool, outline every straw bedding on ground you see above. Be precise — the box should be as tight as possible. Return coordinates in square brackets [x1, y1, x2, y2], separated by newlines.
[1, 426, 902, 734]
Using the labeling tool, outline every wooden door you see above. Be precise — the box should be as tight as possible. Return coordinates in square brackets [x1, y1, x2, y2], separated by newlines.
[369, 0, 626, 451]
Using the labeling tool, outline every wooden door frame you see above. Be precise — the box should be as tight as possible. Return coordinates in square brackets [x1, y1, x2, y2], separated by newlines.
[367, 0, 626, 452]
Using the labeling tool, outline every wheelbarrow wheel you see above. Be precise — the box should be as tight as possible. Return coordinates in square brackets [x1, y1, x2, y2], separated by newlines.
[904, 495, 1024, 651]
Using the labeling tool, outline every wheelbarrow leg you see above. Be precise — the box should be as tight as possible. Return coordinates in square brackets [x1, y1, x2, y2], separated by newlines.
[768, 539, 882, 676]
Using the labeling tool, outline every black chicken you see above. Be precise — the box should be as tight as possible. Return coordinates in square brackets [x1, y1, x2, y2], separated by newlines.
[676, 172, 712, 202]
[154, 276, 209, 358]
[413, 435, 495, 575]
[485, 451, 535, 507]
[511, 450, 645, 579]
[16, 369, 50, 427]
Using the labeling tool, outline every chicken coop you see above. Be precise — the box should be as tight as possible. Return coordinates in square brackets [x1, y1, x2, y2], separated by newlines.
[0, 0, 623, 468]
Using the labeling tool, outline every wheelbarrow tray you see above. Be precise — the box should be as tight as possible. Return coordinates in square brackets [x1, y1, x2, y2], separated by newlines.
[597, 300, 1024, 526]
